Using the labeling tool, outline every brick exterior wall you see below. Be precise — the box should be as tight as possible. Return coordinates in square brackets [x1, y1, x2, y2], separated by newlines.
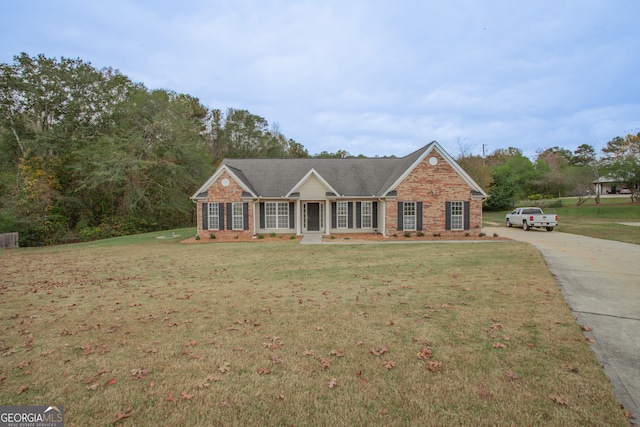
[196, 171, 254, 239]
[384, 152, 482, 236]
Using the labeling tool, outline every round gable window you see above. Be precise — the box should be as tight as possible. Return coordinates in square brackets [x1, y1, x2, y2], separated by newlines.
[429, 156, 438, 166]
[221, 178, 230, 187]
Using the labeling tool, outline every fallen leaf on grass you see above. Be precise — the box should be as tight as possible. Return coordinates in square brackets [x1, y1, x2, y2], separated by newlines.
[218, 363, 231, 373]
[417, 347, 433, 360]
[563, 365, 578, 373]
[164, 394, 177, 402]
[303, 350, 314, 356]
[16, 385, 29, 394]
[328, 378, 338, 389]
[504, 370, 519, 380]
[319, 358, 331, 370]
[427, 360, 443, 373]
[113, 410, 131, 424]
[549, 394, 568, 405]
[182, 392, 194, 400]
[257, 368, 271, 375]
[492, 342, 507, 349]
[16, 360, 31, 369]
[586, 337, 595, 344]
[382, 360, 396, 370]
[369, 346, 389, 357]
[106, 378, 117, 386]
[131, 368, 152, 379]
[477, 388, 492, 399]
[270, 355, 285, 364]
[580, 324, 592, 331]
[329, 349, 344, 357]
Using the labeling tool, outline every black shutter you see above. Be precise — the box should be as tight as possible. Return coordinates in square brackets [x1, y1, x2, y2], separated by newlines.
[218, 203, 225, 230]
[243, 202, 249, 230]
[289, 202, 295, 229]
[464, 201, 470, 230]
[259, 202, 265, 228]
[417, 202, 423, 231]
[226, 203, 232, 230]
[372, 202, 378, 228]
[348, 202, 354, 229]
[202, 203, 208, 231]
[397, 202, 403, 231]
[445, 202, 451, 230]
[356, 202, 362, 228]
[331, 202, 336, 228]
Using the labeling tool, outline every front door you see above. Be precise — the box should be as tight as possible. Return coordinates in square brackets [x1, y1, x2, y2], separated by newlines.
[307, 203, 320, 231]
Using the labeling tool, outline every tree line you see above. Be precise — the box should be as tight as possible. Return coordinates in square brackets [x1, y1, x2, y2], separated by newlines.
[2, 53, 638, 246]
[457, 133, 640, 211]
[0, 53, 316, 246]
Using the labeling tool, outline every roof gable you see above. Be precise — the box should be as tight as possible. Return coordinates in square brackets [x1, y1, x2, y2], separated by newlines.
[287, 168, 339, 197]
[382, 141, 488, 197]
[191, 164, 257, 199]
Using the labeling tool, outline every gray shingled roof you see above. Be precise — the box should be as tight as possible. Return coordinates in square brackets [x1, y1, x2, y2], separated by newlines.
[219, 143, 431, 197]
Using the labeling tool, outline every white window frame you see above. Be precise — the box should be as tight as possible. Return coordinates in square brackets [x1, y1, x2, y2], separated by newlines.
[336, 201, 348, 229]
[208, 202, 219, 230]
[265, 202, 289, 229]
[361, 201, 372, 228]
[232, 202, 244, 230]
[450, 201, 464, 230]
[403, 201, 416, 231]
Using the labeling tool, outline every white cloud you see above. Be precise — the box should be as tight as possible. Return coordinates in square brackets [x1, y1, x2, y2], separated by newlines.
[2, 0, 640, 159]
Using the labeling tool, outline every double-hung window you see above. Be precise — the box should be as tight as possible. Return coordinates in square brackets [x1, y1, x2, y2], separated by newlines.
[450, 201, 464, 230]
[336, 201, 348, 229]
[208, 203, 219, 230]
[361, 201, 372, 228]
[232, 202, 244, 230]
[265, 202, 289, 229]
[403, 201, 416, 230]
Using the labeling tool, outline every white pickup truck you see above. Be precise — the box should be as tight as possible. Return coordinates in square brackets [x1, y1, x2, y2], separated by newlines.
[505, 207, 557, 231]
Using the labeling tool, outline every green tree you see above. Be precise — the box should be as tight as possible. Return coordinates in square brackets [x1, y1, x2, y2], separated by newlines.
[485, 149, 540, 210]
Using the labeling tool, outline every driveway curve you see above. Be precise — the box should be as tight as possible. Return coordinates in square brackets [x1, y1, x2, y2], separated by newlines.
[484, 225, 640, 420]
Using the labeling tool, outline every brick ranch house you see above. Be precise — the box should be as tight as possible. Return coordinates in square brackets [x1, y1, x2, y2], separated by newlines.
[191, 141, 488, 239]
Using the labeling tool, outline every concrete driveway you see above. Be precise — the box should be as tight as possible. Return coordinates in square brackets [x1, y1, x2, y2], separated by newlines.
[484, 225, 640, 421]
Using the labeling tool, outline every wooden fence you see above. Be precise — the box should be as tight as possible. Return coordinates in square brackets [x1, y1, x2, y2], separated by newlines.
[0, 232, 19, 249]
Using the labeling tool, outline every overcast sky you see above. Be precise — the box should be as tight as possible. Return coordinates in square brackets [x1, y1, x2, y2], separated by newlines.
[3, 0, 639, 159]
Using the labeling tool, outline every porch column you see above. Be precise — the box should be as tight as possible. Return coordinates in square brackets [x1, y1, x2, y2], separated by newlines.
[252, 201, 257, 236]
[296, 199, 301, 235]
[381, 200, 386, 237]
[325, 200, 330, 235]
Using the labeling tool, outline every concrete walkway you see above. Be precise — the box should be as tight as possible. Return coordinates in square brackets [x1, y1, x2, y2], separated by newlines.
[484, 225, 640, 420]
[299, 234, 323, 244]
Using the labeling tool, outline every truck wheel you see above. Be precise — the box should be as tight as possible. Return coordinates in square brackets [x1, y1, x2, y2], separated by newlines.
[523, 222, 530, 231]
[506, 219, 512, 227]
[546, 227, 554, 232]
